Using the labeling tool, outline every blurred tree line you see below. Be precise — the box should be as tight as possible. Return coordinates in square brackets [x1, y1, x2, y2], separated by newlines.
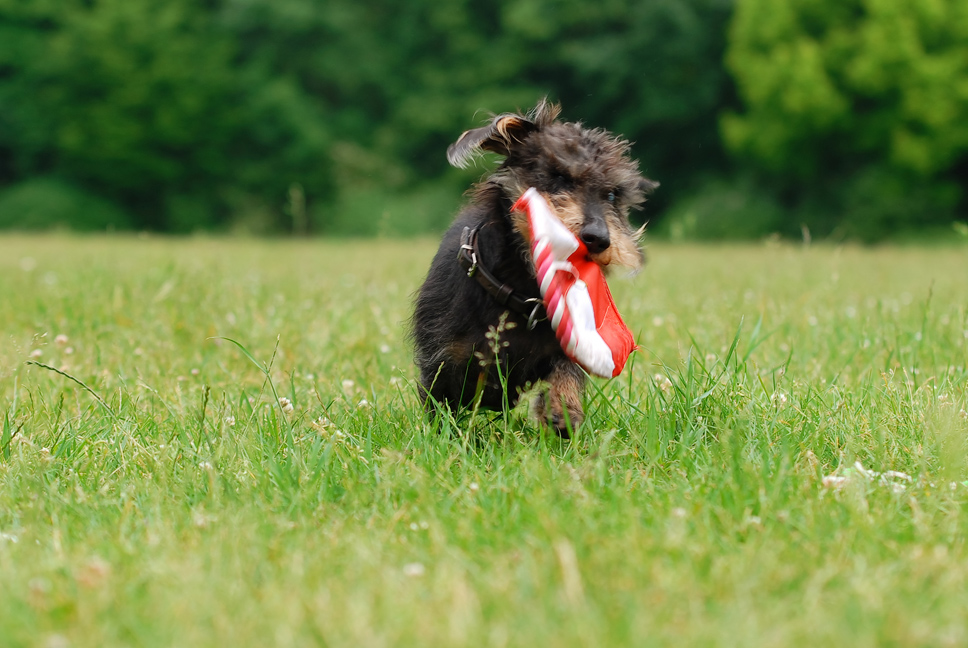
[0, 0, 965, 239]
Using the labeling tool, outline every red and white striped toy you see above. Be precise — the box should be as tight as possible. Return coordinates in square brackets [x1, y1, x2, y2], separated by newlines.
[512, 188, 637, 379]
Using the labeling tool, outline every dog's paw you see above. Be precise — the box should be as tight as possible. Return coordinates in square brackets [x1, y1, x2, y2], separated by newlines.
[531, 390, 583, 439]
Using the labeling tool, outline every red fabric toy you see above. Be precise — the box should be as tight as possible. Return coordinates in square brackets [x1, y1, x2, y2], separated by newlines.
[512, 188, 638, 378]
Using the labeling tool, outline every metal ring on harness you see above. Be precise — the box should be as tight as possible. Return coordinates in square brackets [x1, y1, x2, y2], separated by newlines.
[459, 243, 477, 277]
[524, 298, 544, 330]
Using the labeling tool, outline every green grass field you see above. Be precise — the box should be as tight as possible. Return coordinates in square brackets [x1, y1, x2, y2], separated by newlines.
[2, 234, 967, 647]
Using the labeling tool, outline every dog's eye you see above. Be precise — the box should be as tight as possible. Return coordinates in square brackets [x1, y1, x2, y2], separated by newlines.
[550, 172, 571, 192]
[607, 191, 617, 204]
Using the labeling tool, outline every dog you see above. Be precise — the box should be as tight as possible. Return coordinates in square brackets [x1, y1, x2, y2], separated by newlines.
[411, 99, 657, 436]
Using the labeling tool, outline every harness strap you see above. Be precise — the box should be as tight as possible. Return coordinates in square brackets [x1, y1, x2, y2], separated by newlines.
[457, 225, 547, 330]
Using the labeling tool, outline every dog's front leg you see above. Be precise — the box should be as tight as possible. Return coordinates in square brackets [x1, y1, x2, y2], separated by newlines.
[532, 359, 586, 437]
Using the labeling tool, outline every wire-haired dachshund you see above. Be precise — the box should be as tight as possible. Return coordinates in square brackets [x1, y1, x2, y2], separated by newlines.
[412, 99, 658, 436]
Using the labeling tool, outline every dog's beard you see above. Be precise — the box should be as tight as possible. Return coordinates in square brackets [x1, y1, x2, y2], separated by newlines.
[588, 227, 645, 274]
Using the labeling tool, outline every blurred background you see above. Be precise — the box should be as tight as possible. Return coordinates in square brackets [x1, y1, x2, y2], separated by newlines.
[0, 0, 966, 241]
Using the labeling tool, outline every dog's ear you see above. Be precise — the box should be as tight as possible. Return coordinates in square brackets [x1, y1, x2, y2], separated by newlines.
[447, 113, 538, 169]
[628, 177, 660, 209]
[639, 178, 660, 195]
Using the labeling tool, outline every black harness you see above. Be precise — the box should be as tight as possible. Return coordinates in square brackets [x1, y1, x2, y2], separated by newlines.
[457, 225, 547, 330]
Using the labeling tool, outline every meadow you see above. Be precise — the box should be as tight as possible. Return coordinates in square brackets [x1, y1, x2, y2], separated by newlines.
[1, 234, 967, 647]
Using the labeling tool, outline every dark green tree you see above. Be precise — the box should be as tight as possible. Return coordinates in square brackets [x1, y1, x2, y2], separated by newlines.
[0, 0, 330, 231]
[2, 0, 736, 234]
[221, 0, 734, 232]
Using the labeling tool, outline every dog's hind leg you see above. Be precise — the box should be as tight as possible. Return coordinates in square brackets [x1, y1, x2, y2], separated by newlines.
[532, 359, 586, 438]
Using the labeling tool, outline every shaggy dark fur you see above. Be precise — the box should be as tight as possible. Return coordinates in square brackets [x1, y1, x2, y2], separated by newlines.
[412, 99, 657, 436]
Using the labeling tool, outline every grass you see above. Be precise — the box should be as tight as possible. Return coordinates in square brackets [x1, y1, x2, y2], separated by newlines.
[1, 233, 967, 647]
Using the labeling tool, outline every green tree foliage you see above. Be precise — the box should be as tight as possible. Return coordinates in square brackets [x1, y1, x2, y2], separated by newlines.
[218, 0, 551, 234]
[0, 0, 330, 231]
[1, 0, 733, 234]
[723, 0, 968, 239]
[0, 178, 131, 230]
[4, 0, 966, 239]
[221, 0, 734, 233]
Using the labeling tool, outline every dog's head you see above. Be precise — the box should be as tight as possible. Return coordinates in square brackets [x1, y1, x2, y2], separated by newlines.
[448, 99, 658, 271]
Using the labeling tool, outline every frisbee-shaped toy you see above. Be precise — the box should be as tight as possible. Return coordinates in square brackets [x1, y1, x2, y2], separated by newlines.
[512, 188, 637, 378]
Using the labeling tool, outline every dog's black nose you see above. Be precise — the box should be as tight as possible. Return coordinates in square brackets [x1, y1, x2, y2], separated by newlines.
[580, 222, 610, 254]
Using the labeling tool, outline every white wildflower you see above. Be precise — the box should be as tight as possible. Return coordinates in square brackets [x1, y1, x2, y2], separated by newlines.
[279, 397, 294, 413]
[823, 462, 912, 492]
[822, 475, 847, 489]
[882, 470, 912, 482]
[402, 563, 425, 577]
[55, 334, 69, 346]
[224, 415, 236, 427]
[311, 416, 346, 439]
[193, 510, 215, 528]
[44, 634, 70, 648]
